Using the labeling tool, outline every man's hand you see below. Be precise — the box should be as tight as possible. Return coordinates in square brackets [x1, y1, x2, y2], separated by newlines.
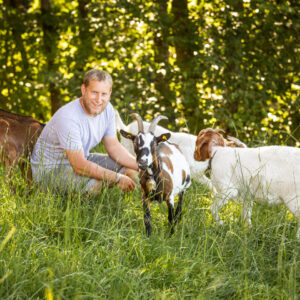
[117, 174, 136, 193]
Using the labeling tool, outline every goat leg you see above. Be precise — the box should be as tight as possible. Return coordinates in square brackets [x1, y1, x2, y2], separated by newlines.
[297, 225, 300, 240]
[167, 200, 175, 235]
[211, 194, 227, 226]
[242, 198, 253, 227]
[4, 149, 18, 194]
[143, 195, 152, 236]
[211, 189, 238, 225]
[175, 191, 184, 224]
[19, 160, 33, 186]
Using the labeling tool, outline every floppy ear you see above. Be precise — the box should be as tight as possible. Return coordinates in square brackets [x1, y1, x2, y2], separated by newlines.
[120, 129, 136, 141]
[194, 140, 210, 161]
[207, 134, 225, 154]
[194, 129, 225, 161]
[156, 132, 171, 144]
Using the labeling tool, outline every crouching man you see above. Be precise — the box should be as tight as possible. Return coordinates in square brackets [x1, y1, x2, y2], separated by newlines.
[31, 69, 138, 195]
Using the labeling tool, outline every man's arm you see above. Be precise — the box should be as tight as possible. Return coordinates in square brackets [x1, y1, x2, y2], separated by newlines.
[65, 148, 135, 192]
[102, 135, 138, 171]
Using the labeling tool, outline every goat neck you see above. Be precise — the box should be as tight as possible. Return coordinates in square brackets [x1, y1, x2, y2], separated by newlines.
[139, 142, 164, 202]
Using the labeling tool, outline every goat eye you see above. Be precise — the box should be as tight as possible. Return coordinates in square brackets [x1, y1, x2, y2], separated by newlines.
[138, 135, 145, 147]
[150, 140, 155, 150]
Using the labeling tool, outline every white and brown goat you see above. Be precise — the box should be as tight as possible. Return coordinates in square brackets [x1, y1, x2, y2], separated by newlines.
[115, 109, 246, 190]
[120, 113, 191, 236]
[194, 128, 300, 238]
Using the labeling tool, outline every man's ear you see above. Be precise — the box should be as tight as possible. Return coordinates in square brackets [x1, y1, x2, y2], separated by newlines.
[156, 132, 171, 144]
[120, 129, 136, 141]
[81, 84, 86, 96]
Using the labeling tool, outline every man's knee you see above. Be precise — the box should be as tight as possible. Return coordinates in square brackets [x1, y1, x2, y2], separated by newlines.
[87, 180, 103, 196]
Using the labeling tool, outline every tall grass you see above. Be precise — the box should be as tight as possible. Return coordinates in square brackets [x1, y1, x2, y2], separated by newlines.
[1, 167, 300, 299]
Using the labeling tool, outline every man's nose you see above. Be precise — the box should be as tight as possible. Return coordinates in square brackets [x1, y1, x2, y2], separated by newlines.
[95, 95, 104, 104]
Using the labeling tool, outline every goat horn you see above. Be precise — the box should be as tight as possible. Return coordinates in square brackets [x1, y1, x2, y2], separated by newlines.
[215, 128, 225, 134]
[227, 136, 246, 147]
[130, 113, 144, 133]
[148, 115, 168, 133]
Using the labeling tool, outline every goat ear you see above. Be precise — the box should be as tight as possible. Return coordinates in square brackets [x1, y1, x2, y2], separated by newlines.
[156, 132, 171, 144]
[120, 129, 136, 141]
[194, 130, 225, 161]
[194, 141, 210, 161]
[207, 133, 225, 156]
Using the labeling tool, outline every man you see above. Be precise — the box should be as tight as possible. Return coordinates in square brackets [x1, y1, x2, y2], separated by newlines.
[31, 69, 138, 194]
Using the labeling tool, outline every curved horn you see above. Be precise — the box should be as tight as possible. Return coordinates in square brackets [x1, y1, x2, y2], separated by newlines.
[148, 115, 168, 133]
[215, 128, 225, 134]
[227, 136, 247, 148]
[130, 113, 144, 133]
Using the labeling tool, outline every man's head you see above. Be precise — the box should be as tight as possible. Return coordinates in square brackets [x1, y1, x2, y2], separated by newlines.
[83, 69, 113, 87]
[80, 69, 113, 117]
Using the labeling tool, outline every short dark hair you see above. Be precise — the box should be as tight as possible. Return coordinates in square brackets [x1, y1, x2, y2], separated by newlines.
[83, 69, 113, 88]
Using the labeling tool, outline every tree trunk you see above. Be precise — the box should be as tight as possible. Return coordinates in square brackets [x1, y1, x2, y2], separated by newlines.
[171, 0, 203, 132]
[76, 0, 93, 74]
[152, 0, 175, 123]
[4, 0, 30, 78]
[40, 0, 61, 115]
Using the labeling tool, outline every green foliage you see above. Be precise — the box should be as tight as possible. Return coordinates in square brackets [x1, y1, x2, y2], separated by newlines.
[196, 0, 300, 144]
[0, 0, 299, 144]
[1, 170, 300, 298]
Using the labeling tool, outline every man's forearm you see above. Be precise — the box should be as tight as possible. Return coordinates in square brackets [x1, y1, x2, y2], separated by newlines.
[114, 154, 138, 171]
[107, 146, 138, 171]
[72, 158, 119, 183]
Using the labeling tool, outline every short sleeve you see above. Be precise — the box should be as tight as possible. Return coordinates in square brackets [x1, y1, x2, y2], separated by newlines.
[55, 117, 83, 150]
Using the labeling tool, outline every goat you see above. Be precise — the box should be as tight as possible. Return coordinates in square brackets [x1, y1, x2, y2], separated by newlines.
[194, 128, 300, 238]
[115, 109, 246, 190]
[0, 109, 44, 184]
[120, 113, 191, 236]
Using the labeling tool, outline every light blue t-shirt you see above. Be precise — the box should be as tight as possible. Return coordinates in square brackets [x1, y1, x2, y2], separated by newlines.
[31, 98, 116, 179]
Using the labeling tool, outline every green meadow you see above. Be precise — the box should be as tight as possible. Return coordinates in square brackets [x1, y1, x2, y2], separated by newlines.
[1, 0, 299, 298]
[1, 165, 300, 300]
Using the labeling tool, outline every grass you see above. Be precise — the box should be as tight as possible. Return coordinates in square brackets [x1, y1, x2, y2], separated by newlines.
[1, 167, 300, 299]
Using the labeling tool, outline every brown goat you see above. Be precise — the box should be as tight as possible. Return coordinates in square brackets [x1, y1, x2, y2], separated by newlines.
[0, 109, 44, 184]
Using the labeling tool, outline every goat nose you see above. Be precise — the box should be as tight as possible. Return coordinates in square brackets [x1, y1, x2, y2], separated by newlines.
[139, 157, 147, 164]
[138, 160, 148, 170]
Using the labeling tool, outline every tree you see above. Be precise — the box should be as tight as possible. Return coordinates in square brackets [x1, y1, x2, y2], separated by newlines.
[0, 0, 298, 144]
[40, 0, 61, 115]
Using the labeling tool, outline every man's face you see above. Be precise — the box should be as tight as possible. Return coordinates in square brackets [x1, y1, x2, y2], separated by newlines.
[80, 79, 112, 117]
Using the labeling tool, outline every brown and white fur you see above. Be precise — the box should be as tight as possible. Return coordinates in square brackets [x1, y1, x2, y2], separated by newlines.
[194, 128, 300, 238]
[115, 109, 246, 190]
[120, 114, 191, 236]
